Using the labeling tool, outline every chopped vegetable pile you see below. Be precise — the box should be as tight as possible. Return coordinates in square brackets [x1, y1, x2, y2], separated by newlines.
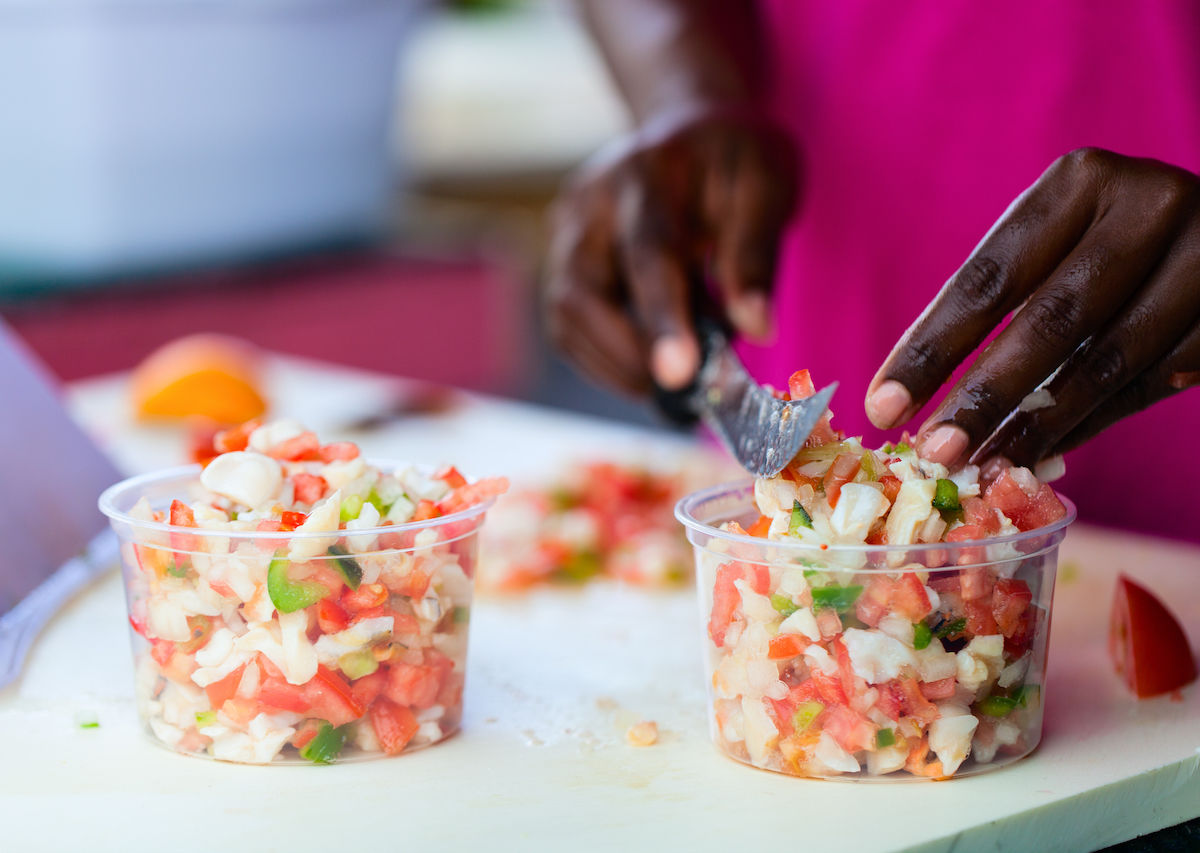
[116, 419, 507, 764]
[479, 461, 693, 589]
[697, 370, 1072, 779]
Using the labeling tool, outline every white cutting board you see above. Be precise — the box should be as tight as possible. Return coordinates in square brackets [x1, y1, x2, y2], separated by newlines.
[1, 359, 1196, 853]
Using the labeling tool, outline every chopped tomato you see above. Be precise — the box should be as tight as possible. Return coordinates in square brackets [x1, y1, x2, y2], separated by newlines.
[370, 698, 420, 755]
[823, 453, 862, 509]
[383, 661, 443, 710]
[768, 633, 809, 660]
[257, 678, 309, 713]
[350, 668, 389, 707]
[898, 677, 939, 725]
[150, 639, 175, 666]
[855, 576, 894, 627]
[891, 573, 933, 621]
[787, 369, 817, 400]
[964, 597, 999, 636]
[1019, 484, 1069, 531]
[437, 476, 510, 515]
[830, 636, 859, 700]
[945, 526, 988, 565]
[291, 473, 328, 506]
[303, 665, 366, 726]
[128, 613, 148, 637]
[823, 704, 876, 753]
[169, 499, 199, 555]
[342, 582, 389, 612]
[213, 419, 262, 454]
[290, 719, 325, 750]
[878, 474, 902, 504]
[768, 681, 824, 736]
[434, 465, 468, 489]
[279, 510, 307, 531]
[984, 467, 1067, 532]
[388, 569, 429, 600]
[204, 666, 246, 709]
[992, 578, 1032, 637]
[927, 572, 961, 595]
[708, 560, 770, 647]
[746, 514, 772, 538]
[266, 431, 321, 462]
[1110, 574, 1198, 698]
[963, 497, 1002, 535]
[316, 598, 350, 634]
[318, 442, 360, 463]
[412, 499, 441, 522]
[875, 680, 906, 721]
[809, 668, 849, 707]
[788, 369, 839, 446]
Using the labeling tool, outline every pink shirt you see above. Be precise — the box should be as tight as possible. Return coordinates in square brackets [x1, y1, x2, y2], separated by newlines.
[741, 1, 1200, 542]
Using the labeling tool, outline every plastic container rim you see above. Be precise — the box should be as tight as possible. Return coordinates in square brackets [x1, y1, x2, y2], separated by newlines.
[99, 461, 495, 542]
[675, 479, 1076, 558]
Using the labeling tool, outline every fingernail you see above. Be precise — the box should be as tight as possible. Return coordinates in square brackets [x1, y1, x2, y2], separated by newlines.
[652, 334, 700, 390]
[1034, 455, 1066, 483]
[918, 424, 969, 465]
[865, 381, 912, 428]
[729, 294, 773, 342]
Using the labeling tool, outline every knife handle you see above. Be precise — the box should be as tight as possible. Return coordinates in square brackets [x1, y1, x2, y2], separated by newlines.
[651, 315, 728, 428]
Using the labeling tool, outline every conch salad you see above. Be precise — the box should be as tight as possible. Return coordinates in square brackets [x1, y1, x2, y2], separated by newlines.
[480, 461, 692, 590]
[700, 371, 1070, 779]
[117, 419, 507, 764]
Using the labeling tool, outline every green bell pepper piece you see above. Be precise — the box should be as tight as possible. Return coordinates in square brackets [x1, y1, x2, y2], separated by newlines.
[932, 478, 962, 515]
[788, 500, 813, 536]
[977, 695, 1020, 717]
[339, 495, 364, 523]
[300, 723, 347, 764]
[933, 617, 967, 639]
[267, 555, 330, 613]
[327, 545, 363, 590]
[792, 701, 824, 733]
[771, 594, 799, 618]
[875, 727, 896, 748]
[811, 584, 863, 613]
[912, 621, 933, 650]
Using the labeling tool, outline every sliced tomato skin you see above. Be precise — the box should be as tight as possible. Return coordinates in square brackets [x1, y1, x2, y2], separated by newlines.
[1110, 574, 1198, 698]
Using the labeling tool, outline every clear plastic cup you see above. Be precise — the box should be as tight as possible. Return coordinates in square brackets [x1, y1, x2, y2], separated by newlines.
[676, 481, 1075, 780]
[99, 463, 494, 765]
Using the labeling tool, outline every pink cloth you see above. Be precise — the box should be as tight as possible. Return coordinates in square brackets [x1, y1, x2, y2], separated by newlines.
[742, 1, 1200, 542]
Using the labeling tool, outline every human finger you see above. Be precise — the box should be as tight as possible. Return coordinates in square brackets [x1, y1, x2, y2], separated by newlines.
[978, 222, 1200, 465]
[1050, 319, 1200, 455]
[614, 169, 702, 389]
[865, 151, 1102, 429]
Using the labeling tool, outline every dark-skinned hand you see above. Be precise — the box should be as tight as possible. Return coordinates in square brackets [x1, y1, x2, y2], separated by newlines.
[867, 148, 1200, 471]
[544, 107, 798, 396]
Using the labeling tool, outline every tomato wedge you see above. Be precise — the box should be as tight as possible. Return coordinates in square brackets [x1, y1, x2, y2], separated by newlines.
[1109, 573, 1198, 698]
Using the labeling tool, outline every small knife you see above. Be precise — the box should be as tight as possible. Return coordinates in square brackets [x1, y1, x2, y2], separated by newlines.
[655, 322, 837, 478]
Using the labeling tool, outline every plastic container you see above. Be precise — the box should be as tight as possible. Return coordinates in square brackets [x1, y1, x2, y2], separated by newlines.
[100, 462, 491, 764]
[676, 481, 1075, 781]
[0, 0, 426, 285]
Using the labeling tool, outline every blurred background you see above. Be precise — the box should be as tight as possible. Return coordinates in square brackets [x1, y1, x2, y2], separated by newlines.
[0, 0, 657, 423]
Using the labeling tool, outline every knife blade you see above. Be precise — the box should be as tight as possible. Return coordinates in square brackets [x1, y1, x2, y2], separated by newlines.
[0, 317, 123, 687]
[655, 322, 838, 478]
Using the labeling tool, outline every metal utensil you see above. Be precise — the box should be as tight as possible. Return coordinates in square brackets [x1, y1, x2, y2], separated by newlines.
[655, 322, 837, 478]
[0, 318, 123, 687]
